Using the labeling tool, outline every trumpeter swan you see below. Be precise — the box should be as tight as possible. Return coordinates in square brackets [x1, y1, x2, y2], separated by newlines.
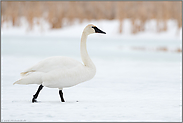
[13, 24, 106, 103]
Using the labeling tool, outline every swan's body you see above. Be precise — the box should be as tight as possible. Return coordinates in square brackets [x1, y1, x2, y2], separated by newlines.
[14, 24, 106, 102]
[16, 56, 95, 89]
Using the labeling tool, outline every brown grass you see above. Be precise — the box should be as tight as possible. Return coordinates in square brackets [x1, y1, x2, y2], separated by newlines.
[131, 46, 182, 53]
[1, 1, 182, 33]
[156, 47, 168, 52]
[175, 48, 182, 53]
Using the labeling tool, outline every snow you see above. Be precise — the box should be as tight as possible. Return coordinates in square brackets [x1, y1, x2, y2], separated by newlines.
[1, 18, 182, 40]
[1, 19, 182, 122]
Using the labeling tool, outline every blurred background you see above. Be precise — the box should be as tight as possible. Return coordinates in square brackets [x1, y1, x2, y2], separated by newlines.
[1, 1, 182, 122]
[1, 1, 182, 33]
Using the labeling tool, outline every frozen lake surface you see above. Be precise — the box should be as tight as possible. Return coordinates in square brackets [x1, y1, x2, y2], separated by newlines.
[1, 35, 182, 122]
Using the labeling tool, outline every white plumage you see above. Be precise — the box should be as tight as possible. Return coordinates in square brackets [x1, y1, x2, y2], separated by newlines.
[14, 24, 106, 91]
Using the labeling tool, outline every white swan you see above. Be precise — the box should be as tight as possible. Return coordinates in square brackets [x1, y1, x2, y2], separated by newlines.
[13, 24, 106, 102]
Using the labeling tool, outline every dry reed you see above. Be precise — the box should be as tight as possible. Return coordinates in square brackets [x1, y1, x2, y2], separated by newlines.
[1, 1, 182, 33]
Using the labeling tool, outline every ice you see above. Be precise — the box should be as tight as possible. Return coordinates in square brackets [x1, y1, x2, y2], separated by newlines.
[1, 19, 182, 121]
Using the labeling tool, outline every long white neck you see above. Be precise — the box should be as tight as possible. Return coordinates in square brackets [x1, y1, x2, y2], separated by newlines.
[80, 32, 95, 68]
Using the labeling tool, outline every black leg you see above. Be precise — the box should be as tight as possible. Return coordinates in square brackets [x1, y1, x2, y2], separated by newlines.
[59, 90, 65, 102]
[32, 84, 44, 103]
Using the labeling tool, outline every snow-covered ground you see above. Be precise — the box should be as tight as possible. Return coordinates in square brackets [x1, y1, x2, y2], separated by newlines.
[2, 18, 182, 40]
[1, 19, 182, 122]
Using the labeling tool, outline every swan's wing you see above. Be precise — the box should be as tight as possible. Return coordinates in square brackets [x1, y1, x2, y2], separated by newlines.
[20, 56, 82, 77]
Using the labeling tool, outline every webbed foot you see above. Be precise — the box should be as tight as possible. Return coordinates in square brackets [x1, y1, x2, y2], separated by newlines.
[32, 98, 37, 103]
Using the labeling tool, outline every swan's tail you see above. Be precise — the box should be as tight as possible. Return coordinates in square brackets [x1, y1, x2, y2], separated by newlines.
[13, 79, 28, 85]
[13, 72, 43, 85]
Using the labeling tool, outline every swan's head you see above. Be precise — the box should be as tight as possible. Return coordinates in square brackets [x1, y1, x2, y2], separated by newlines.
[83, 24, 106, 35]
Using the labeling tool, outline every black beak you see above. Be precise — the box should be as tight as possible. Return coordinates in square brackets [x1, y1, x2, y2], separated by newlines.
[92, 26, 106, 34]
